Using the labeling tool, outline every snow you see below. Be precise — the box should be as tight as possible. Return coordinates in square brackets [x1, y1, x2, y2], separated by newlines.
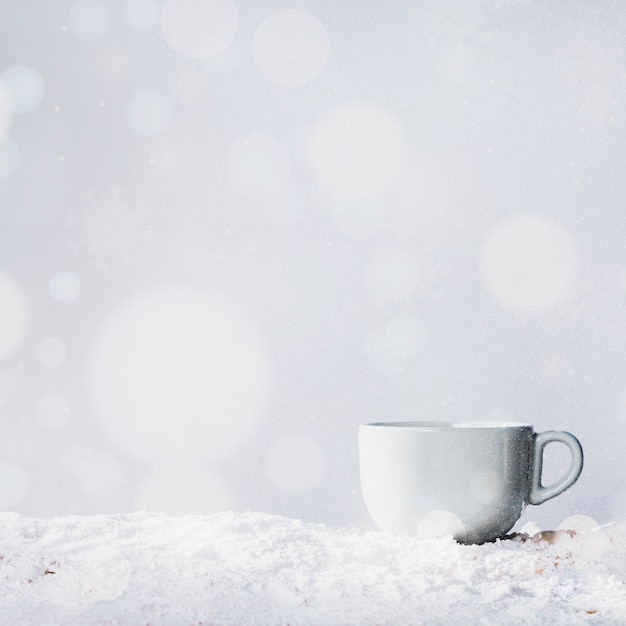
[1, 511, 625, 626]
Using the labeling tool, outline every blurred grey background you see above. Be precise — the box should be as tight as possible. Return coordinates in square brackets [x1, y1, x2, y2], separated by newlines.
[1, 0, 625, 531]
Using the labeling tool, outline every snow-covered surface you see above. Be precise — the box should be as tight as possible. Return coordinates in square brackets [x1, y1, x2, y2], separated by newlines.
[1, 511, 625, 625]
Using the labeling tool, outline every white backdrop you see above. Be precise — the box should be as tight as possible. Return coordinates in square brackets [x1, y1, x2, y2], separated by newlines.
[1, 0, 625, 532]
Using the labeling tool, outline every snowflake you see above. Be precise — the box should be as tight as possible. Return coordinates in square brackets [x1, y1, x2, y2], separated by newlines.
[66, 187, 152, 270]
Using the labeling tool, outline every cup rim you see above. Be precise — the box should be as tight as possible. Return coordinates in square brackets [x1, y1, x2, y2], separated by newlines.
[361, 420, 532, 429]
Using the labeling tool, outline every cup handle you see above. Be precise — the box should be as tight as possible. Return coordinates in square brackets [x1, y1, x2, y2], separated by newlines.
[529, 430, 584, 505]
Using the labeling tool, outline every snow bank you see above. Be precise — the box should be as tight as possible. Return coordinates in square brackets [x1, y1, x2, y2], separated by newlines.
[1, 511, 625, 625]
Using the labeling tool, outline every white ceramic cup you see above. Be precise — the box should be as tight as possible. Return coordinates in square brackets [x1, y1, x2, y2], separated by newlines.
[359, 421, 583, 544]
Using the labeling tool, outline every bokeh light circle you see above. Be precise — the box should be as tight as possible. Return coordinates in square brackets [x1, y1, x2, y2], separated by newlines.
[0, 138, 20, 179]
[68, 0, 112, 42]
[124, 0, 160, 31]
[86, 285, 273, 463]
[264, 433, 325, 494]
[36, 337, 68, 369]
[557, 514, 600, 532]
[0, 462, 30, 509]
[126, 88, 172, 136]
[1, 65, 44, 114]
[160, 0, 238, 59]
[557, 514, 610, 557]
[307, 99, 409, 201]
[0, 271, 30, 364]
[480, 213, 579, 313]
[35, 394, 71, 430]
[416, 510, 466, 539]
[49, 271, 81, 303]
[227, 133, 291, 198]
[253, 9, 330, 87]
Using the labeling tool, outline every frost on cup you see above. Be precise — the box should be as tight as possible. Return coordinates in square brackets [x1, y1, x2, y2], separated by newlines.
[359, 421, 584, 544]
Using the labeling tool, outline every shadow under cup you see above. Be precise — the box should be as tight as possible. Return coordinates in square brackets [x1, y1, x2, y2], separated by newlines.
[359, 421, 584, 544]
